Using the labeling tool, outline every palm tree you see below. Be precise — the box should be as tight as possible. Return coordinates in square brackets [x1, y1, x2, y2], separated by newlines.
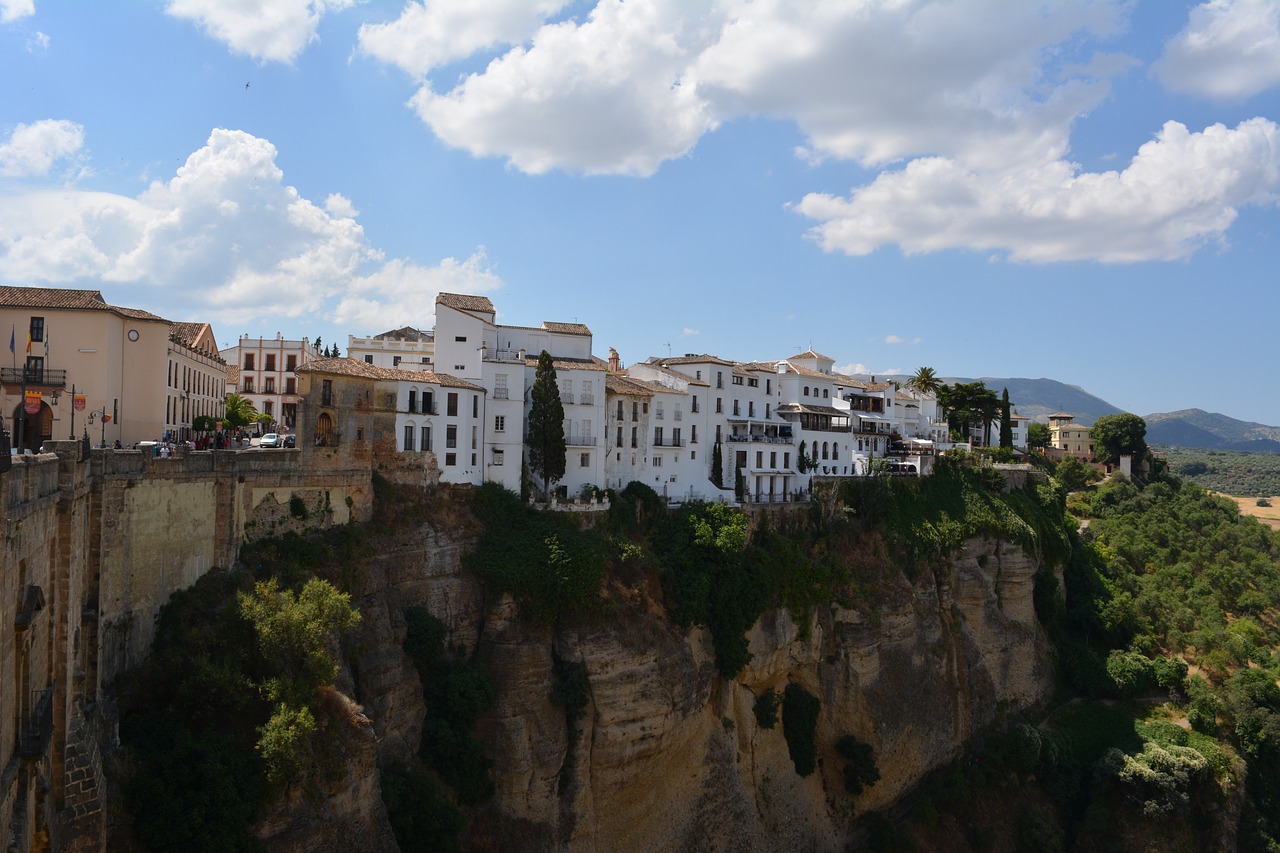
[223, 392, 259, 428]
[906, 366, 941, 397]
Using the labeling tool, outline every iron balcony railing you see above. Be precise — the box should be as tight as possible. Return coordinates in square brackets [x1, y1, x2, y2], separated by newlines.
[2, 367, 68, 387]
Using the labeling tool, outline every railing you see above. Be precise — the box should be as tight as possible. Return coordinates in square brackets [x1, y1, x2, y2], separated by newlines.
[493, 389, 509, 400]
[19, 684, 54, 758]
[560, 392, 575, 405]
[489, 349, 524, 363]
[579, 394, 595, 406]
[654, 410, 664, 419]
[401, 405, 438, 415]
[726, 434, 793, 444]
[565, 434, 597, 446]
[1, 367, 68, 387]
[653, 437, 684, 447]
[674, 411, 682, 421]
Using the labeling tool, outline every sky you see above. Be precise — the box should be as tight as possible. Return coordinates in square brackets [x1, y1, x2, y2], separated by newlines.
[1, 0, 1278, 424]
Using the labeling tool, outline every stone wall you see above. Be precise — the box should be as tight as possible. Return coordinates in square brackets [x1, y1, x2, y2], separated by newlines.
[1, 441, 378, 852]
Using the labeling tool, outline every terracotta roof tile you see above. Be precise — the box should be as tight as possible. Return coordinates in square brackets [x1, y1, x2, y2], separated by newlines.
[542, 321, 592, 336]
[372, 326, 433, 342]
[605, 374, 656, 397]
[436, 293, 495, 313]
[0, 285, 108, 310]
[296, 357, 484, 390]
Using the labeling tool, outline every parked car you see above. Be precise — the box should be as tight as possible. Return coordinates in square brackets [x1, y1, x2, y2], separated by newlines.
[283, 435, 295, 448]
[260, 433, 283, 448]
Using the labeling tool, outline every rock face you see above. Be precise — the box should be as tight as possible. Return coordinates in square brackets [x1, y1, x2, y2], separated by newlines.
[332, 521, 1053, 853]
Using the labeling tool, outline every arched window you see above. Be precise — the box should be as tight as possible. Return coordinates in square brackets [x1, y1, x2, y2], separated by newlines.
[316, 412, 334, 446]
[803, 386, 809, 396]
[823, 389, 829, 398]
[832, 444, 839, 460]
[822, 441, 829, 460]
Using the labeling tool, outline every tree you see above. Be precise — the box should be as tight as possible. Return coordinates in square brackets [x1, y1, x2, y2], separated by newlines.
[1000, 387, 1014, 450]
[1091, 413, 1147, 466]
[1055, 455, 1100, 492]
[1027, 421, 1051, 449]
[223, 392, 259, 428]
[711, 439, 725, 489]
[526, 350, 566, 499]
[907, 366, 941, 397]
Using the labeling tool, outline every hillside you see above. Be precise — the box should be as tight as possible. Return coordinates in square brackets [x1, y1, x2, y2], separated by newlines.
[943, 377, 1124, 425]
[1146, 408, 1280, 453]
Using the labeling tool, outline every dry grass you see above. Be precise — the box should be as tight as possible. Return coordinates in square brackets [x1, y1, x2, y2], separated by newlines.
[1218, 493, 1280, 530]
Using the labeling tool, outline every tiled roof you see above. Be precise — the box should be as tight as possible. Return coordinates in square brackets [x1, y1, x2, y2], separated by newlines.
[786, 348, 836, 362]
[296, 357, 484, 390]
[436, 293, 495, 313]
[171, 322, 205, 345]
[226, 365, 240, 383]
[656, 353, 736, 367]
[776, 403, 848, 417]
[542, 321, 592, 336]
[0, 285, 167, 322]
[373, 326, 433, 342]
[605, 374, 656, 397]
[631, 362, 710, 387]
[782, 362, 833, 379]
[524, 354, 607, 372]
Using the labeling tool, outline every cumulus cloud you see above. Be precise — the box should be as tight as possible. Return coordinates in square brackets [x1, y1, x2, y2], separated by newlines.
[836, 362, 871, 376]
[332, 251, 502, 330]
[0, 0, 34, 23]
[358, 0, 569, 78]
[682, 327, 699, 336]
[165, 0, 357, 64]
[1154, 0, 1280, 100]
[884, 335, 922, 345]
[0, 119, 84, 177]
[0, 128, 502, 329]
[796, 118, 1280, 262]
[363, 0, 1122, 176]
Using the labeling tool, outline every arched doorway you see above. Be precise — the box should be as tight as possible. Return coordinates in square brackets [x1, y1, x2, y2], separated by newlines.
[10, 401, 53, 452]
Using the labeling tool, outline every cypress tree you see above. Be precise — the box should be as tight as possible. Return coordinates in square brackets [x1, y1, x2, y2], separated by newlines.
[711, 439, 724, 488]
[527, 350, 566, 499]
[1000, 387, 1013, 450]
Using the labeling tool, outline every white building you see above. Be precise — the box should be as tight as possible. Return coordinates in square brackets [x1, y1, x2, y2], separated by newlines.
[220, 333, 320, 431]
[433, 293, 607, 497]
[347, 326, 435, 371]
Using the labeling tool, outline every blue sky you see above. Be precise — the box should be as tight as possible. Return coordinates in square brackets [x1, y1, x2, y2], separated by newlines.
[2, 0, 1278, 424]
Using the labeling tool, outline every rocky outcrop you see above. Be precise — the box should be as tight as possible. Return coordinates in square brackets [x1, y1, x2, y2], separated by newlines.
[331, 521, 1053, 853]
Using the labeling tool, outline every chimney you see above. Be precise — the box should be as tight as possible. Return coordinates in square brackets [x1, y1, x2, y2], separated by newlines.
[608, 347, 621, 373]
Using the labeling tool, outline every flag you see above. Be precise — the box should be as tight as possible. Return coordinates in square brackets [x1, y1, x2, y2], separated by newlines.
[24, 391, 41, 414]
[44, 325, 49, 357]
[7, 326, 12, 355]
[25, 333, 31, 355]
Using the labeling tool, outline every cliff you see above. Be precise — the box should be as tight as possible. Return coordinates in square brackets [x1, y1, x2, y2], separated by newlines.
[337, 509, 1053, 852]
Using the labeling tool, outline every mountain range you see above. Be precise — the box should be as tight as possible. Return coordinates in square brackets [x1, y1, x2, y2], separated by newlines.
[947, 378, 1280, 454]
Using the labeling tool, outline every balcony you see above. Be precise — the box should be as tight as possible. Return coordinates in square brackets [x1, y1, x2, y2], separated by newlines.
[653, 437, 684, 447]
[725, 433, 793, 444]
[654, 410, 664, 420]
[579, 394, 595, 406]
[566, 434, 597, 446]
[493, 389, 509, 400]
[1, 367, 67, 388]
[560, 392, 575, 405]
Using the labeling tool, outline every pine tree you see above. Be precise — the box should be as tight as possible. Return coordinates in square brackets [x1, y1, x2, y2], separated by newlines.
[1000, 387, 1013, 450]
[711, 439, 724, 488]
[526, 350, 566, 499]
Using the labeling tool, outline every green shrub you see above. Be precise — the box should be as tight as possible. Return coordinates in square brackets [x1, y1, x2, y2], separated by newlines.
[289, 495, 308, 519]
[753, 689, 780, 730]
[782, 684, 820, 777]
[835, 734, 881, 795]
[379, 762, 464, 853]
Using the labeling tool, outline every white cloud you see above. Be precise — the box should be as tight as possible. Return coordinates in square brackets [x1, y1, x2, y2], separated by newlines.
[0, 128, 502, 330]
[836, 362, 871, 376]
[332, 251, 502, 330]
[1154, 0, 1280, 100]
[358, 0, 569, 78]
[681, 327, 699, 336]
[884, 335, 922, 345]
[796, 118, 1280, 262]
[0, 119, 85, 177]
[364, 0, 1123, 176]
[0, 0, 34, 23]
[165, 0, 357, 64]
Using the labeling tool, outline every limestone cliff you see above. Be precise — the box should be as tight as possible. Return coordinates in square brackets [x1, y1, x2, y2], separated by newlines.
[337, 517, 1053, 853]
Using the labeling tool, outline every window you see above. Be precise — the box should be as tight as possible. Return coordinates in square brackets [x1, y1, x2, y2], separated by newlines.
[732, 375, 743, 386]
[264, 378, 275, 393]
[365, 355, 374, 364]
[616, 426, 623, 448]
[823, 389, 829, 398]
[769, 451, 777, 469]
[244, 354, 255, 370]
[580, 453, 590, 467]
[445, 453, 456, 466]
[403, 425, 415, 451]
[765, 403, 770, 419]
[733, 400, 740, 416]
[766, 379, 771, 395]
[691, 424, 698, 444]
[803, 386, 809, 396]
[455, 336, 467, 342]
[243, 376, 254, 392]
[266, 354, 276, 371]
[472, 425, 478, 448]
[494, 374, 508, 400]
[631, 426, 638, 448]
[287, 354, 297, 371]
[716, 372, 724, 389]
[756, 451, 763, 467]
[494, 415, 506, 432]
[716, 398, 723, 414]
[423, 391, 434, 414]
[421, 426, 431, 451]
[408, 389, 417, 412]
[393, 356, 402, 366]
[715, 424, 722, 442]
[748, 377, 758, 387]
[454, 364, 465, 371]
[29, 316, 44, 342]
[654, 426, 664, 446]
[321, 379, 332, 406]
[264, 401, 273, 416]
[748, 402, 755, 417]
[691, 397, 699, 413]
[672, 427, 681, 446]
[446, 425, 457, 448]
[492, 449, 504, 466]
[616, 400, 624, 420]
[632, 402, 639, 421]
[286, 378, 296, 394]
[473, 396, 478, 418]
[447, 393, 458, 416]
[652, 455, 663, 467]
[696, 370, 702, 380]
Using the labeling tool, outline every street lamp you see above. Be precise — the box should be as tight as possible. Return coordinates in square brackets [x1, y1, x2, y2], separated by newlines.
[86, 407, 110, 448]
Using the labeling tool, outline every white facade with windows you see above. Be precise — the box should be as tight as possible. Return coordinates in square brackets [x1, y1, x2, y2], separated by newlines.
[347, 326, 435, 371]
[220, 333, 319, 431]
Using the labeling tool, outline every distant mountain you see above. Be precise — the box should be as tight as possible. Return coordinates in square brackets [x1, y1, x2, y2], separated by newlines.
[1145, 409, 1280, 454]
[942, 377, 1124, 426]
